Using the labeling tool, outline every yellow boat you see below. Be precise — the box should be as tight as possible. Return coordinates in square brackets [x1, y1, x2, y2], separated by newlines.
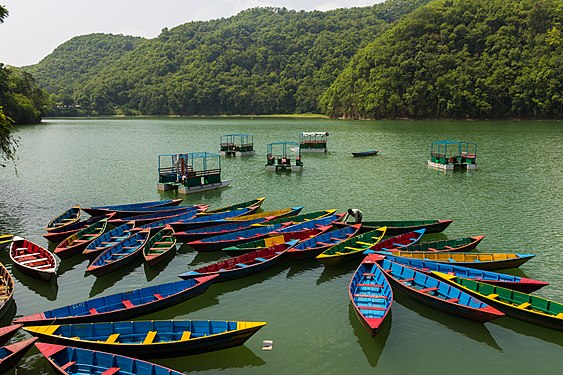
[226, 206, 303, 222]
[316, 227, 387, 266]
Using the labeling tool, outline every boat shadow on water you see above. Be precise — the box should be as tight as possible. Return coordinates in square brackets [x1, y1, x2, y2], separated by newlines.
[0, 299, 17, 325]
[348, 303, 391, 368]
[286, 259, 321, 279]
[11, 267, 59, 301]
[56, 253, 89, 276]
[490, 316, 563, 347]
[316, 261, 358, 285]
[393, 292, 502, 351]
[87, 258, 145, 298]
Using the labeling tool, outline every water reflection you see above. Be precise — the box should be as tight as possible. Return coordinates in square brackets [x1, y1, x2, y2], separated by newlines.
[12, 268, 59, 301]
[491, 316, 563, 347]
[56, 254, 89, 276]
[394, 292, 502, 351]
[143, 253, 176, 282]
[188, 250, 228, 266]
[348, 303, 391, 368]
[0, 299, 17, 325]
[88, 258, 144, 298]
[286, 259, 319, 279]
[316, 261, 357, 285]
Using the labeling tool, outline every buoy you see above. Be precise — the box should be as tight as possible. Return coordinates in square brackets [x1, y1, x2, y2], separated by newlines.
[262, 340, 273, 351]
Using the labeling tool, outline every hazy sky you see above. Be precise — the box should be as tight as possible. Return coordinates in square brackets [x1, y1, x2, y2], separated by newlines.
[0, 0, 380, 67]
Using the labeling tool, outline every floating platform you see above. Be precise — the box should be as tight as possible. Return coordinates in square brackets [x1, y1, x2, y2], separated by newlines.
[220, 134, 255, 157]
[428, 140, 477, 171]
[300, 132, 328, 153]
[265, 142, 303, 173]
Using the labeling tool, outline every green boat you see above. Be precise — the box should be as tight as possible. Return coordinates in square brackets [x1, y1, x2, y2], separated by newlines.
[316, 227, 386, 266]
[359, 219, 452, 235]
[399, 235, 485, 253]
[0, 234, 13, 250]
[433, 272, 563, 331]
[254, 209, 337, 226]
[222, 228, 326, 256]
[205, 197, 265, 214]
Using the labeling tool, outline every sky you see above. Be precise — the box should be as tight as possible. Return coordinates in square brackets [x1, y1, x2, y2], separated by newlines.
[0, 0, 381, 67]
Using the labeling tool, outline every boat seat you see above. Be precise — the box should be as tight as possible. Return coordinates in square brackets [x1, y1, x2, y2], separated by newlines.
[180, 331, 192, 341]
[89, 308, 98, 314]
[20, 257, 48, 264]
[154, 293, 164, 300]
[13, 252, 40, 258]
[392, 243, 407, 247]
[82, 234, 98, 237]
[354, 294, 387, 299]
[254, 257, 267, 262]
[357, 284, 383, 288]
[517, 302, 531, 309]
[236, 263, 248, 268]
[316, 242, 331, 246]
[345, 246, 362, 251]
[121, 299, 134, 308]
[556, 313, 563, 318]
[488, 294, 499, 299]
[358, 306, 386, 311]
[444, 246, 454, 250]
[149, 249, 167, 253]
[448, 258, 456, 262]
[122, 246, 137, 249]
[143, 331, 157, 344]
[446, 298, 459, 303]
[35, 264, 54, 269]
[60, 361, 76, 371]
[356, 241, 374, 246]
[362, 273, 375, 277]
[106, 333, 120, 343]
[101, 368, 120, 375]
[400, 278, 415, 283]
[427, 247, 438, 252]
[154, 241, 172, 245]
[418, 287, 439, 294]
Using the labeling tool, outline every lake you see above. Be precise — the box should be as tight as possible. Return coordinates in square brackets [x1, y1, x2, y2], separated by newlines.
[0, 117, 561, 374]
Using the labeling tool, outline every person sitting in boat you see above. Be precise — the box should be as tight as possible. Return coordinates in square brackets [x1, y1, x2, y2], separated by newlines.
[344, 208, 363, 224]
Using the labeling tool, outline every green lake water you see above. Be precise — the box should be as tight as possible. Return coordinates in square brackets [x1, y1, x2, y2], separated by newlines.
[0, 117, 561, 374]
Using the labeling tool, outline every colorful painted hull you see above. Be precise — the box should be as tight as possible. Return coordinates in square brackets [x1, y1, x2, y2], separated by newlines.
[399, 235, 485, 252]
[46, 206, 81, 232]
[26, 320, 266, 358]
[179, 240, 297, 281]
[173, 218, 267, 243]
[384, 255, 549, 293]
[82, 222, 135, 260]
[9, 236, 58, 281]
[255, 209, 337, 226]
[383, 251, 535, 271]
[87, 230, 151, 276]
[316, 227, 389, 266]
[43, 214, 113, 243]
[54, 217, 111, 259]
[81, 199, 183, 217]
[0, 337, 38, 373]
[0, 262, 15, 320]
[352, 150, 378, 157]
[143, 226, 177, 266]
[349, 256, 392, 336]
[108, 205, 207, 227]
[206, 197, 266, 213]
[360, 219, 453, 236]
[433, 273, 563, 331]
[14, 275, 217, 325]
[287, 224, 362, 260]
[136, 210, 202, 233]
[225, 206, 304, 222]
[274, 214, 344, 233]
[35, 342, 184, 375]
[169, 207, 258, 231]
[374, 256, 503, 322]
[0, 324, 22, 346]
[187, 224, 283, 252]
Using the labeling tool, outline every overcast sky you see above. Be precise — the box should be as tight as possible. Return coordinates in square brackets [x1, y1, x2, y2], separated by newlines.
[0, 0, 381, 67]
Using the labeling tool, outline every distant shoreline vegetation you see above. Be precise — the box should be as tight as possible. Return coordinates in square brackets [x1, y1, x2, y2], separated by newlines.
[18, 0, 563, 121]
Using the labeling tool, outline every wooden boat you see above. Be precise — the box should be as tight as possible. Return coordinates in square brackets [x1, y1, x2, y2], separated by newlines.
[360, 229, 426, 256]
[316, 227, 387, 266]
[0, 324, 22, 346]
[384, 254, 549, 293]
[9, 236, 58, 281]
[179, 240, 297, 281]
[374, 255, 504, 322]
[287, 224, 362, 260]
[352, 150, 378, 157]
[81, 198, 183, 217]
[187, 224, 283, 252]
[26, 320, 266, 358]
[46, 205, 81, 232]
[82, 222, 135, 260]
[255, 209, 338, 225]
[274, 214, 344, 234]
[43, 213, 114, 243]
[433, 272, 563, 331]
[173, 218, 267, 243]
[205, 197, 266, 213]
[14, 275, 218, 325]
[222, 227, 330, 256]
[225, 206, 304, 222]
[349, 254, 392, 336]
[0, 234, 13, 250]
[359, 219, 453, 236]
[54, 217, 112, 259]
[382, 251, 535, 271]
[87, 229, 151, 276]
[0, 263, 15, 319]
[169, 207, 258, 231]
[99, 203, 202, 219]
[135, 209, 203, 233]
[0, 337, 38, 373]
[397, 235, 485, 252]
[36, 342, 185, 375]
[143, 226, 177, 266]
[108, 204, 208, 227]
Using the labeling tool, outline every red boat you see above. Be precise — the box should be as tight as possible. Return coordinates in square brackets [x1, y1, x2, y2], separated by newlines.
[9, 236, 58, 281]
[0, 337, 38, 373]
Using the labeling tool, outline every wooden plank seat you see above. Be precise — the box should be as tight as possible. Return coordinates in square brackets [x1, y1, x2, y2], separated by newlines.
[236, 263, 248, 268]
[446, 298, 459, 303]
[35, 264, 54, 269]
[14, 252, 41, 258]
[418, 287, 439, 294]
[121, 300, 134, 308]
[556, 313, 563, 318]
[354, 294, 388, 299]
[488, 294, 499, 299]
[392, 243, 407, 247]
[358, 306, 386, 311]
[254, 257, 268, 262]
[20, 257, 48, 264]
[316, 242, 331, 246]
[356, 241, 374, 246]
[517, 302, 531, 309]
[362, 273, 375, 277]
[82, 234, 98, 237]
[181, 331, 192, 341]
[448, 258, 457, 262]
[106, 333, 120, 343]
[101, 241, 117, 245]
[61, 361, 76, 371]
[427, 247, 438, 251]
[154, 293, 164, 300]
[101, 368, 120, 375]
[110, 236, 128, 240]
[154, 241, 172, 245]
[122, 246, 138, 249]
[357, 284, 383, 288]
[345, 246, 362, 251]
[400, 278, 415, 283]
[143, 331, 157, 344]
[444, 246, 454, 250]
[89, 308, 98, 314]
[148, 248, 167, 253]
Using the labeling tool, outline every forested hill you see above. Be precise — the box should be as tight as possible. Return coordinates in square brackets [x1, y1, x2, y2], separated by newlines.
[25, 0, 432, 116]
[321, 0, 563, 119]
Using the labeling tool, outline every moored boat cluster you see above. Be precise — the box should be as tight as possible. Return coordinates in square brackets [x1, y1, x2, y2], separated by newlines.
[0, 196, 560, 373]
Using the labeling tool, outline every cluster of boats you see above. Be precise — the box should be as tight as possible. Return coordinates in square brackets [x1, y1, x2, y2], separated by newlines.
[0, 196, 560, 373]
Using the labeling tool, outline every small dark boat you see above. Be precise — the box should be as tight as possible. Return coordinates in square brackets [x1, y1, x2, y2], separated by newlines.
[0, 337, 38, 373]
[0, 234, 13, 250]
[169, 207, 258, 231]
[384, 254, 549, 293]
[316, 226, 387, 266]
[352, 150, 378, 157]
[255, 209, 337, 225]
[36, 342, 185, 375]
[360, 219, 453, 236]
[143, 226, 177, 266]
[108, 204, 208, 226]
[179, 240, 297, 281]
[46, 206, 81, 232]
[26, 320, 266, 358]
[349, 254, 393, 336]
[397, 235, 485, 252]
[87, 229, 151, 276]
[0, 324, 22, 346]
[43, 213, 114, 243]
[187, 224, 283, 252]
[287, 224, 362, 260]
[206, 197, 266, 213]
[374, 255, 504, 322]
[54, 217, 112, 259]
[81, 198, 183, 217]
[274, 214, 345, 234]
[82, 222, 135, 260]
[14, 275, 218, 325]
[173, 218, 267, 243]
[9, 236, 58, 281]
[0, 262, 15, 320]
[433, 272, 563, 331]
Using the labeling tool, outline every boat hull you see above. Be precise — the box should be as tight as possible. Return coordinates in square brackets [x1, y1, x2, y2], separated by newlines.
[361, 220, 452, 236]
[0, 337, 38, 374]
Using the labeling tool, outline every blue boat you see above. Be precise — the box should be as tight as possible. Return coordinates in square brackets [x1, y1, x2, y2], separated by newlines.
[373, 255, 504, 322]
[43, 213, 114, 243]
[46, 206, 81, 232]
[0, 337, 38, 373]
[87, 229, 151, 277]
[14, 275, 218, 325]
[36, 342, 185, 375]
[136, 210, 202, 232]
[27, 320, 266, 358]
[82, 199, 183, 217]
[173, 217, 268, 243]
[275, 214, 343, 233]
[187, 224, 283, 252]
[287, 224, 362, 259]
[108, 204, 207, 226]
[384, 254, 549, 293]
[349, 255, 393, 336]
[169, 207, 257, 231]
[83, 222, 136, 260]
